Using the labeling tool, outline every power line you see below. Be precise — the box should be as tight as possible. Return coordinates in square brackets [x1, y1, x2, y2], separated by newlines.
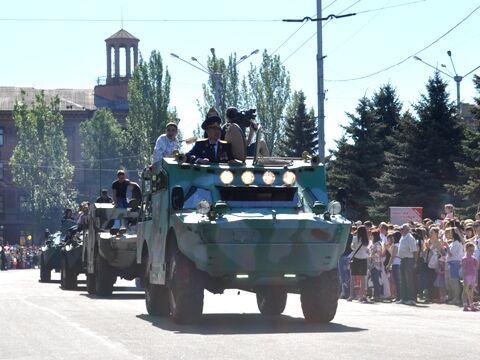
[325, 3, 480, 82]
[282, 0, 363, 64]
[0, 17, 282, 23]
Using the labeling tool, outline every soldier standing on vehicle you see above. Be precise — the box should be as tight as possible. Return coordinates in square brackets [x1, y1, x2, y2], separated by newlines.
[152, 122, 179, 163]
[96, 189, 113, 204]
[187, 108, 235, 165]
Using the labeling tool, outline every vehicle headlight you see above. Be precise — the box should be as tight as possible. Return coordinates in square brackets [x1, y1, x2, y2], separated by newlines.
[220, 170, 234, 185]
[262, 171, 276, 185]
[282, 171, 296, 186]
[196, 200, 211, 215]
[241, 170, 255, 186]
[328, 200, 342, 215]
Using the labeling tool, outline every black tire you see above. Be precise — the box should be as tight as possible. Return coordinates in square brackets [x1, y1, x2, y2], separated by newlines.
[256, 287, 288, 315]
[146, 279, 170, 316]
[61, 256, 77, 290]
[95, 254, 116, 297]
[39, 254, 51, 282]
[167, 246, 204, 324]
[86, 273, 96, 295]
[300, 269, 339, 323]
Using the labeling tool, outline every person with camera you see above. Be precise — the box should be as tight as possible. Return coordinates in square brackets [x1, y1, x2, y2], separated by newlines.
[186, 108, 235, 165]
[224, 107, 269, 157]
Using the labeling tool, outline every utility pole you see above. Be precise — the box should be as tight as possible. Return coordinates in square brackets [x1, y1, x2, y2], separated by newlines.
[316, 0, 325, 161]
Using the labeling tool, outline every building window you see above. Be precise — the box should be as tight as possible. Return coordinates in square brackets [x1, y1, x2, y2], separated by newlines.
[0, 195, 4, 214]
[18, 195, 28, 211]
[0, 163, 3, 181]
[0, 128, 3, 146]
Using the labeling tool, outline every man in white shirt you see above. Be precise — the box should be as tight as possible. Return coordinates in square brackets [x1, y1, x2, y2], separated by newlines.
[398, 224, 418, 305]
[152, 122, 179, 163]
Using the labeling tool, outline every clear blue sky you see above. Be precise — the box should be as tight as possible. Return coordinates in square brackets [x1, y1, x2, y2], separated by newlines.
[1, 0, 479, 153]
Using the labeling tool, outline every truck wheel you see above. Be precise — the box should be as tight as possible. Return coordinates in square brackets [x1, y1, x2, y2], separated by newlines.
[256, 287, 288, 315]
[145, 277, 170, 316]
[40, 254, 51, 282]
[300, 269, 339, 323]
[61, 256, 77, 290]
[86, 273, 96, 295]
[95, 254, 115, 297]
[167, 247, 204, 324]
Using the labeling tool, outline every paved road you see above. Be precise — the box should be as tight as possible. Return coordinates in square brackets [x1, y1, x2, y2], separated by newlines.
[0, 269, 478, 360]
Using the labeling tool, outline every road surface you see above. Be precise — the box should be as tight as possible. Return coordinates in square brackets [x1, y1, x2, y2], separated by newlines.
[0, 269, 478, 359]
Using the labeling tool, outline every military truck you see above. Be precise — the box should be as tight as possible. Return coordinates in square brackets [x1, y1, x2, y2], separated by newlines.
[60, 226, 85, 290]
[84, 203, 142, 297]
[136, 148, 351, 324]
[39, 232, 64, 282]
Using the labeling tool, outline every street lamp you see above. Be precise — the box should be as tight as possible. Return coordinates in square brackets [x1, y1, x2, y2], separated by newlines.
[170, 48, 259, 116]
[413, 52, 480, 112]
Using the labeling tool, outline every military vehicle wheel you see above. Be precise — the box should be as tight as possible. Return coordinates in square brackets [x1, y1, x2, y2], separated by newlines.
[167, 246, 204, 324]
[256, 287, 288, 315]
[145, 279, 170, 316]
[39, 255, 51, 282]
[86, 273, 96, 295]
[300, 269, 339, 323]
[95, 254, 115, 297]
[61, 256, 77, 290]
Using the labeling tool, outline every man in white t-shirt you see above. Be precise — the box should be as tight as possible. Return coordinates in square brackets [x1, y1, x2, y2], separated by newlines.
[152, 122, 179, 163]
[398, 224, 418, 305]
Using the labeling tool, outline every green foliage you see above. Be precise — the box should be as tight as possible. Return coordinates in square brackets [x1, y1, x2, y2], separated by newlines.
[79, 108, 125, 190]
[448, 75, 480, 216]
[277, 90, 317, 157]
[126, 50, 172, 169]
[9, 90, 76, 227]
[327, 97, 383, 220]
[247, 50, 291, 155]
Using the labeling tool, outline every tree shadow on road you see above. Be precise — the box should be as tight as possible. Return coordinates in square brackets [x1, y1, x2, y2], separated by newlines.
[136, 313, 367, 335]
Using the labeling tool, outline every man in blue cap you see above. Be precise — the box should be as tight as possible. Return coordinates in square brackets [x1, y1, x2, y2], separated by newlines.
[187, 108, 235, 164]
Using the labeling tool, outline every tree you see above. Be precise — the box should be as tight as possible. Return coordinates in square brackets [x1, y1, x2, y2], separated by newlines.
[126, 50, 172, 169]
[198, 53, 244, 119]
[9, 91, 77, 234]
[247, 50, 291, 155]
[327, 97, 383, 220]
[79, 108, 125, 192]
[277, 90, 317, 156]
[413, 72, 465, 217]
[449, 75, 480, 216]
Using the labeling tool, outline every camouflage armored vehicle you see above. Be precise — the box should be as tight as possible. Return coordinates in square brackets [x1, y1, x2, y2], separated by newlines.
[84, 203, 142, 296]
[60, 226, 85, 290]
[39, 232, 64, 282]
[136, 149, 351, 324]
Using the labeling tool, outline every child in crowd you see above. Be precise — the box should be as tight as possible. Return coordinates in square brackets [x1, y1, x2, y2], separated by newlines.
[444, 204, 455, 220]
[462, 243, 479, 311]
[434, 249, 447, 303]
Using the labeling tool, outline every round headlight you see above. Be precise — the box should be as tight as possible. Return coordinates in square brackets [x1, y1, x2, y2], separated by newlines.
[220, 170, 234, 185]
[262, 171, 276, 186]
[196, 200, 211, 215]
[241, 171, 255, 186]
[282, 171, 296, 186]
[328, 200, 342, 215]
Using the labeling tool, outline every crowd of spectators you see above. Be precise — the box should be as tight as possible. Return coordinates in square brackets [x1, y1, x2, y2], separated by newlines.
[0, 244, 41, 271]
[339, 204, 480, 312]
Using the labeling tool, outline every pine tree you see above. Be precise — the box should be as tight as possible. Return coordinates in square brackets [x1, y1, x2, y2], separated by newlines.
[277, 90, 317, 156]
[449, 74, 480, 216]
[327, 97, 382, 220]
[414, 71, 465, 216]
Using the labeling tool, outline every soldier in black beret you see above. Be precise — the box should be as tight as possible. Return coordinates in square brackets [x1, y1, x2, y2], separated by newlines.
[187, 108, 235, 164]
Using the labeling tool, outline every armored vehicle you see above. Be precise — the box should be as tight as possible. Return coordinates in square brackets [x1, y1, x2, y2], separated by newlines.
[60, 226, 85, 290]
[136, 148, 351, 324]
[39, 232, 64, 282]
[84, 203, 142, 296]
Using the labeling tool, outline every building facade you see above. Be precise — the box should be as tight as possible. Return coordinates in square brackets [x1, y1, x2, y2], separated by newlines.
[0, 29, 139, 245]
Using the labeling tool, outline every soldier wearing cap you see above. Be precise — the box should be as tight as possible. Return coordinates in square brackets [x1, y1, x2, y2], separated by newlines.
[152, 122, 179, 163]
[187, 108, 235, 165]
